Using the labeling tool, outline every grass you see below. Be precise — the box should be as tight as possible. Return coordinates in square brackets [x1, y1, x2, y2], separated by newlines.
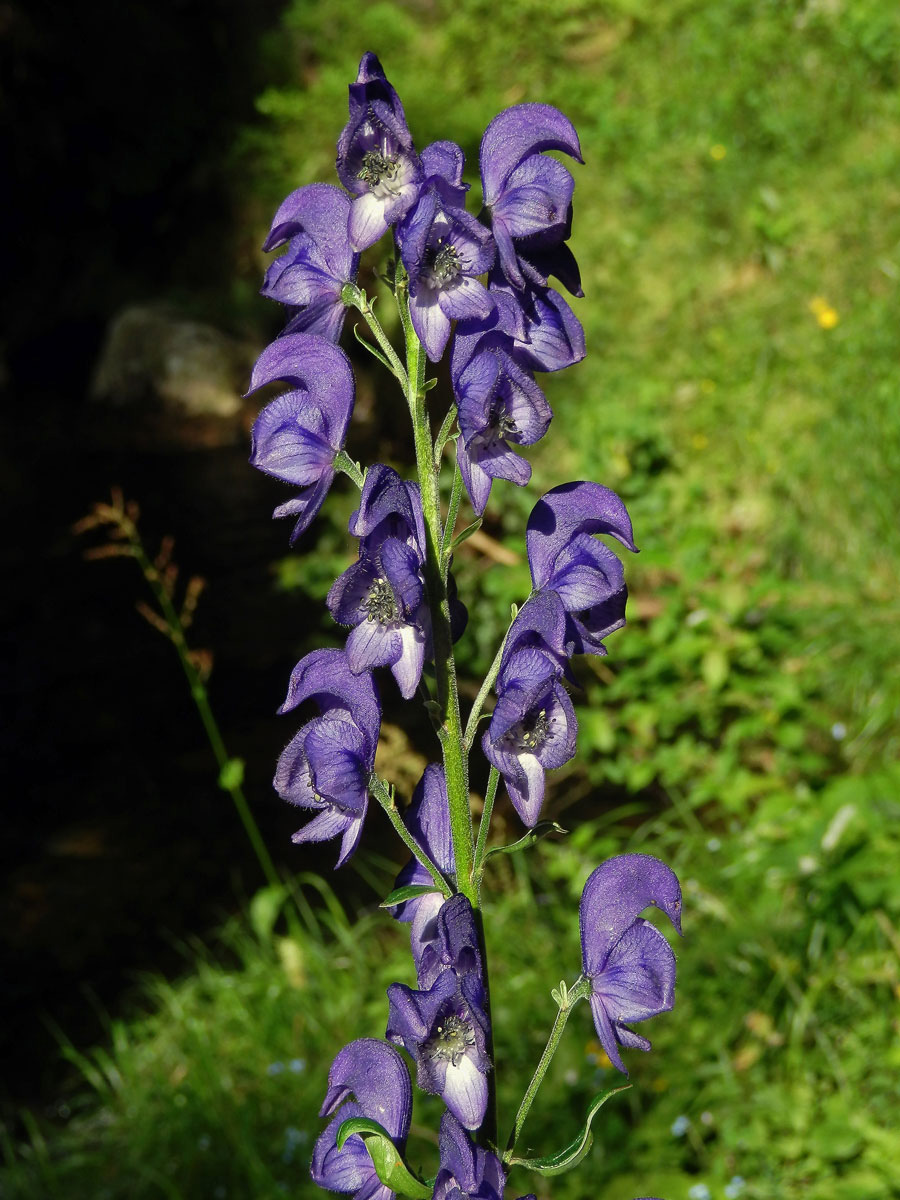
[6, 1, 900, 1197]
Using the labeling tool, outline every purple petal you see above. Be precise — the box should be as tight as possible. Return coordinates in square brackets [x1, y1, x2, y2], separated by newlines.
[247, 333, 355, 449]
[262, 183, 357, 281]
[438, 276, 495, 322]
[593, 918, 676, 1023]
[346, 619, 401, 673]
[271, 472, 335, 545]
[348, 192, 391, 252]
[579, 854, 683, 978]
[441, 1054, 488, 1131]
[410, 288, 451, 362]
[457, 441, 493, 516]
[319, 1038, 412, 1140]
[278, 649, 381, 758]
[390, 624, 426, 699]
[250, 393, 335, 486]
[493, 155, 575, 240]
[526, 481, 636, 592]
[480, 103, 583, 207]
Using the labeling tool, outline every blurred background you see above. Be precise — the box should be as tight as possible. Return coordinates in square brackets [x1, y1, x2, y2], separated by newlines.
[2, 1, 899, 1197]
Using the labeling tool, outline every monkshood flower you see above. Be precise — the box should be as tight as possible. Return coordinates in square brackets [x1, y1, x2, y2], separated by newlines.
[260, 183, 360, 342]
[416, 892, 484, 990]
[274, 649, 380, 866]
[483, 646, 577, 827]
[579, 854, 682, 1075]
[328, 465, 429, 697]
[480, 103, 583, 292]
[501, 589, 573, 680]
[337, 52, 423, 252]
[392, 764, 455, 972]
[451, 328, 552, 515]
[432, 1112, 507, 1200]
[488, 269, 585, 373]
[312, 1038, 412, 1200]
[398, 173, 495, 362]
[248, 333, 355, 544]
[526, 481, 637, 656]
[386, 899, 491, 1129]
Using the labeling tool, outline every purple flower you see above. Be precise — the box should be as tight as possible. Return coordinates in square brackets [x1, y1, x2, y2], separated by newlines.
[386, 898, 490, 1129]
[579, 854, 682, 1075]
[337, 53, 423, 252]
[312, 1038, 412, 1200]
[398, 163, 495, 361]
[451, 329, 552, 515]
[432, 1112, 506, 1200]
[248, 333, 355, 543]
[328, 466, 429, 698]
[392, 765, 455, 973]
[480, 104, 583, 292]
[260, 183, 359, 342]
[274, 649, 380, 866]
[482, 647, 577, 827]
[415, 892, 483, 991]
[488, 270, 585, 373]
[501, 589, 573, 680]
[526, 482, 637, 655]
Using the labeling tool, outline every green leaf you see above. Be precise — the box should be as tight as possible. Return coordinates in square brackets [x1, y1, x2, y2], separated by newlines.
[506, 1085, 630, 1176]
[249, 884, 287, 942]
[380, 884, 444, 908]
[451, 518, 483, 549]
[484, 822, 567, 863]
[336, 1118, 431, 1199]
[218, 757, 245, 791]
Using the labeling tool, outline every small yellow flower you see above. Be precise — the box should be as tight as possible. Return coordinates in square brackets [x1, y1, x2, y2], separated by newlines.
[710, 143, 727, 161]
[809, 296, 839, 328]
[691, 433, 709, 450]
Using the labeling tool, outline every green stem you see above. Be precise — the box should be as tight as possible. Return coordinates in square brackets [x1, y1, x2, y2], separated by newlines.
[433, 403, 458, 467]
[464, 596, 532, 749]
[128, 539, 281, 892]
[344, 283, 409, 389]
[473, 767, 500, 889]
[369, 775, 454, 897]
[396, 268, 474, 905]
[505, 976, 591, 1156]
[333, 449, 365, 489]
[440, 463, 464, 569]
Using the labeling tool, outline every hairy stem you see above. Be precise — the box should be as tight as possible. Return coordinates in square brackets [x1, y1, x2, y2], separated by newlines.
[368, 775, 454, 897]
[344, 283, 409, 389]
[505, 976, 592, 1157]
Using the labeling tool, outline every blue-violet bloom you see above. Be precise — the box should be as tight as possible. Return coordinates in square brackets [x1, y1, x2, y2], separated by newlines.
[274, 649, 380, 866]
[432, 1112, 507, 1200]
[483, 646, 577, 827]
[480, 103, 583, 291]
[312, 1038, 412, 1200]
[579, 854, 682, 1074]
[451, 329, 552, 515]
[337, 52, 422, 252]
[392, 764, 455, 974]
[526, 481, 637, 655]
[386, 907, 490, 1129]
[399, 175, 495, 362]
[248, 333, 355, 543]
[260, 183, 359, 342]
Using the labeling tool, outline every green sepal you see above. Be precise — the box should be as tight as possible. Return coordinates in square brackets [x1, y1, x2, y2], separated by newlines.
[352, 322, 394, 373]
[336, 1118, 431, 1199]
[451, 518, 482, 550]
[380, 883, 444, 908]
[505, 1085, 630, 1175]
[484, 822, 567, 863]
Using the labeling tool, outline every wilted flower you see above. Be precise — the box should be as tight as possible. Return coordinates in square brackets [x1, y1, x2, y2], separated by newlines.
[579, 854, 682, 1074]
[274, 649, 380, 866]
[248, 333, 355, 543]
[312, 1039, 412, 1200]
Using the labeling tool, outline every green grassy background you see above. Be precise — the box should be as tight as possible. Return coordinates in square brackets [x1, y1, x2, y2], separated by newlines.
[5, 1, 900, 1197]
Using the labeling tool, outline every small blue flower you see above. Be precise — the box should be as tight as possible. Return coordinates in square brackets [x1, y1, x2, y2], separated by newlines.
[289, 1058, 306, 1074]
[688, 1186, 711, 1200]
[725, 1177, 746, 1199]
[266, 1061, 285, 1076]
[670, 1114, 690, 1137]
